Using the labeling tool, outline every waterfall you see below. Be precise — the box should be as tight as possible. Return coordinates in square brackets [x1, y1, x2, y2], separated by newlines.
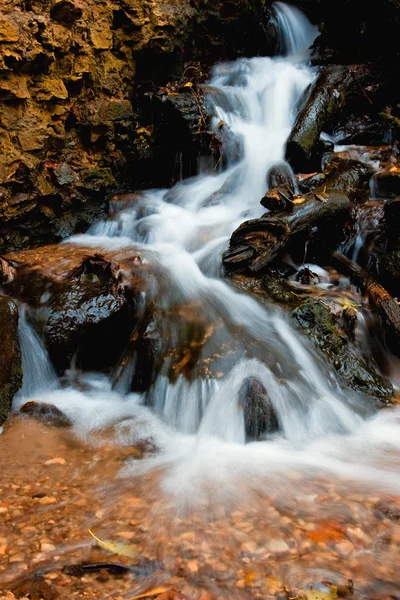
[273, 1, 318, 58]
[12, 2, 399, 501]
[13, 306, 59, 406]
[62, 2, 373, 447]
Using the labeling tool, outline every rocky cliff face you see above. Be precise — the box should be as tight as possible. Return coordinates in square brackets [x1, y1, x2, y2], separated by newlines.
[0, 0, 271, 252]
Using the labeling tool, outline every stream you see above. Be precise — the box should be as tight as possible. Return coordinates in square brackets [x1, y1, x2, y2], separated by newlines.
[1, 3, 400, 599]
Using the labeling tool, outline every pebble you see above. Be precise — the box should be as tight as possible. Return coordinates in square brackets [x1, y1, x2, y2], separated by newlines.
[44, 458, 67, 466]
[335, 540, 354, 556]
[40, 542, 56, 552]
[265, 539, 290, 554]
[38, 496, 57, 505]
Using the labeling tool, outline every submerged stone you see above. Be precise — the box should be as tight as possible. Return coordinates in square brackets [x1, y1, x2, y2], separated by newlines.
[20, 400, 72, 428]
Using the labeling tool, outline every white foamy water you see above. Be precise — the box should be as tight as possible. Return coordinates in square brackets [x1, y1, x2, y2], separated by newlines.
[13, 3, 400, 503]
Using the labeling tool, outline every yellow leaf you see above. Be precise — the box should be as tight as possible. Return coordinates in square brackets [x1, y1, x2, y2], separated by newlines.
[88, 529, 137, 558]
[129, 586, 172, 600]
[302, 585, 338, 600]
[183, 82, 193, 87]
[136, 127, 153, 136]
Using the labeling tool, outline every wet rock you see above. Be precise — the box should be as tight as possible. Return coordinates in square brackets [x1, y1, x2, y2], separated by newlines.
[332, 251, 400, 355]
[292, 300, 393, 401]
[20, 400, 72, 428]
[295, 266, 320, 285]
[224, 191, 350, 275]
[109, 192, 145, 216]
[285, 65, 379, 172]
[0, 296, 22, 425]
[371, 165, 400, 199]
[374, 499, 400, 521]
[331, 114, 387, 146]
[301, 156, 373, 202]
[261, 275, 302, 304]
[260, 188, 292, 213]
[267, 163, 296, 194]
[3, 244, 152, 374]
[215, 120, 244, 167]
[239, 376, 279, 440]
[10, 573, 59, 600]
[0, 256, 16, 284]
[146, 87, 221, 181]
[377, 248, 400, 297]
[372, 198, 400, 295]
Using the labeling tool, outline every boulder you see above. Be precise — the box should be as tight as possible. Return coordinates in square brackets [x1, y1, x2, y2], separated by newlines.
[292, 299, 393, 401]
[238, 376, 279, 440]
[285, 65, 382, 172]
[3, 244, 153, 373]
[0, 297, 22, 425]
[20, 400, 72, 427]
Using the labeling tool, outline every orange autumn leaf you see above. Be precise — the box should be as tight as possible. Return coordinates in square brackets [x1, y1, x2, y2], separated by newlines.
[156, 589, 188, 600]
[244, 571, 256, 586]
[307, 520, 346, 543]
[130, 587, 174, 600]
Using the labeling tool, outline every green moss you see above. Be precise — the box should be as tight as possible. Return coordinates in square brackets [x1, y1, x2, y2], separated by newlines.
[292, 300, 393, 401]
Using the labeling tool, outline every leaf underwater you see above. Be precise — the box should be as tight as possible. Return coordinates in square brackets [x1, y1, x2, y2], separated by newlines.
[88, 529, 138, 558]
[129, 587, 174, 600]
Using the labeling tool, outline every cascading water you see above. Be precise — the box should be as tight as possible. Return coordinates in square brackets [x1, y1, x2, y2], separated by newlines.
[13, 3, 400, 499]
[14, 306, 60, 402]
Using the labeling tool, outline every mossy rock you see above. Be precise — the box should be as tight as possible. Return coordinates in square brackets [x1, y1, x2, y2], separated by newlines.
[292, 299, 393, 401]
[0, 297, 22, 425]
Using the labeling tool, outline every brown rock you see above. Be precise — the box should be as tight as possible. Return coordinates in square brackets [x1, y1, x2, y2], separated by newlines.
[0, 16, 19, 42]
[0, 75, 30, 100]
[33, 77, 69, 101]
[50, 0, 83, 24]
[0, 297, 22, 426]
[18, 128, 50, 152]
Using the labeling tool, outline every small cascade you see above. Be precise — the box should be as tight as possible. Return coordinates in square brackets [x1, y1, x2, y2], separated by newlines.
[273, 1, 318, 58]
[342, 201, 384, 264]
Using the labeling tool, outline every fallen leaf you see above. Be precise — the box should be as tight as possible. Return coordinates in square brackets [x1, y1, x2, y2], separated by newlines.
[129, 586, 172, 600]
[302, 583, 338, 600]
[88, 529, 137, 558]
[307, 520, 346, 544]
